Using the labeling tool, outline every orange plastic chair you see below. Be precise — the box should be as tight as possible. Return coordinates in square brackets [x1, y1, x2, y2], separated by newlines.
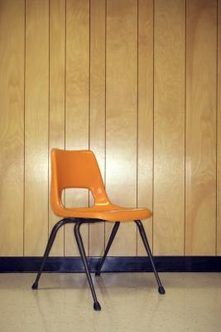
[32, 149, 165, 310]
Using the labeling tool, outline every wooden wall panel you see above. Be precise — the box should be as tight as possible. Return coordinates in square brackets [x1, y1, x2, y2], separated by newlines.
[185, 0, 217, 255]
[65, 0, 89, 256]
[137, 0, 153, 255]
[0, 0, 220, 257]
[0, 0, 24, 255]
[25, 0, 49, 255]
[217, 0, 221, 255]
[154, 0, 185, 255]
[89, 0, 106, 256]
[49, 0, 65, 256]
[106, 0, 137, 256]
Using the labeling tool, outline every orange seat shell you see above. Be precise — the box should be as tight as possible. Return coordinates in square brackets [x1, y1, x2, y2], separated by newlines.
[50, 149, 152, 222]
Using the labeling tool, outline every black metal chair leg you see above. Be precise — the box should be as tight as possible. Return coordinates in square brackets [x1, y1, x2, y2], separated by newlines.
[95, 222, 120, 276]
[32, 219, 68, 290]
[74, 222, 101, 311]
[135, 220, 165, 295]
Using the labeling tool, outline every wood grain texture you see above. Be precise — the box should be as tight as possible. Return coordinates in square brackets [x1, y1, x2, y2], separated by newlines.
[0, 0, 24, 256]
[137, 0, 153, 255]
[49, 0, 65, 256]
[89, 0, 106, 256]
[65, 0, 89, 256]
[185, 0, 217, 255]
[217, 0, 221, 255]
[106, 0, 137, 255]
[0, 0, 220, 258]
[154, 0, 185, 255]
[25, 0, 49, 255]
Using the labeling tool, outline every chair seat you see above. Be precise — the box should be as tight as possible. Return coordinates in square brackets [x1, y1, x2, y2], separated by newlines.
[54, 203, 152, 222]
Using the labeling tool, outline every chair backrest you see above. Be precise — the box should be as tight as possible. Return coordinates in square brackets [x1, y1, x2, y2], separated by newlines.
[51, 149, 109, 210]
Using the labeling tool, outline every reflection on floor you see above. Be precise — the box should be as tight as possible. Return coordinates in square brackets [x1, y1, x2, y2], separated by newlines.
[0, 273, 220, 332]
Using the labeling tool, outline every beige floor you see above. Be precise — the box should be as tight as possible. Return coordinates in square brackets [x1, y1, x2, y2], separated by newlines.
[0, 273, 220, 332]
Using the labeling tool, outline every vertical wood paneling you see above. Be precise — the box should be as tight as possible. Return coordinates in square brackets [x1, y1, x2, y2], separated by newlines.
[154, 0, 185, 255]
[89, 0, 106, 256]
[0, 0, 220, 258]
[0, 0, 24, 255]
[25, 0, 49, 255]
[65, 0, 89, 256]
[137, 0, 154, 255]
[106, 0, 137, 255]
[186, 0, 217, 255]
[217, 0, 220, 255]
[49, 0, 65, 256]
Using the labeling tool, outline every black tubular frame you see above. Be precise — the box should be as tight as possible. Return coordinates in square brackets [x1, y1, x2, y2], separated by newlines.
[95, 222, 120, 276]
[74, 221, 101, 311]
[32, 218, 165, 311]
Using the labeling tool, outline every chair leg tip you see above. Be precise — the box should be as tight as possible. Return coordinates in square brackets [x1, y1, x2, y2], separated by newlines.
[93, 302, 101, 311]
[158, 286, 165, 295]
[32, 282, 38, 290]
[95, 271, 101, 276]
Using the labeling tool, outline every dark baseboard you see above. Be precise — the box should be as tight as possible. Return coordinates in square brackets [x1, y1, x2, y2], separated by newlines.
[0, 256, 221, 273]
